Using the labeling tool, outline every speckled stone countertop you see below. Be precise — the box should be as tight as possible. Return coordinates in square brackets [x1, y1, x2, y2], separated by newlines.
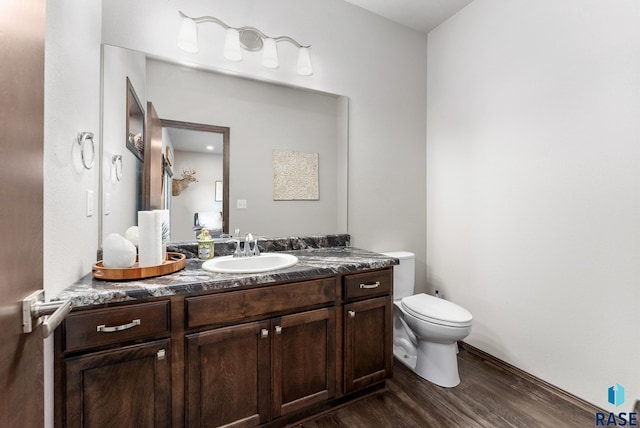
[54, 235, 398, 309]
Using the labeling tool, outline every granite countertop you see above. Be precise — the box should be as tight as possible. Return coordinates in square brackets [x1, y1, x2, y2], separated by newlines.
[54, 245, 398, 309]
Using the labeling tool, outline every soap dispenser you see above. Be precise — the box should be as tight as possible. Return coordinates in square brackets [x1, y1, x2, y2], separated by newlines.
[197, 227, 214, 260]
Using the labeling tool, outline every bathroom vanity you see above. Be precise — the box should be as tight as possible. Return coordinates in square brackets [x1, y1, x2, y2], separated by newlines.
[53, 237, 397, 427]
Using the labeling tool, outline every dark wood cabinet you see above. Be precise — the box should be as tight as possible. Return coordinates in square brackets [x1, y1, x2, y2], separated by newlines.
[272, 308, 335, 418]
[343, 296, 393, 393]
[63, 339, 171, 428]
[186, 308, 336, 427]
[57, 268, 393, 428]
[62, 300, 170, 352]
[342, 269, 393, 394]
[186, 321, 271, 427]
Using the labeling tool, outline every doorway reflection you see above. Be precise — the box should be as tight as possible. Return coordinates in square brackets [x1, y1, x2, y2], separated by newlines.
[160, 120, 229, 241]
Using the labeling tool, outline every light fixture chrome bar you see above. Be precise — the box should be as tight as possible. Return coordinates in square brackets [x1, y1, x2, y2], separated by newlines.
[179, 11, 311, 49]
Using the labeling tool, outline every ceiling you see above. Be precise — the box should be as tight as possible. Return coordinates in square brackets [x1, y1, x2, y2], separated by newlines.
[166, 127, 224, 155]
[343, 0, 474, 33]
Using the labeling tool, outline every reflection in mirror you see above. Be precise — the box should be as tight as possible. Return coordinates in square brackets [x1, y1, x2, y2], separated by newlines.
[160, 120, 229, 240]
[125, 77, 145, 163]
[101, 45, 146, 242]
[99, 44, 348, 245]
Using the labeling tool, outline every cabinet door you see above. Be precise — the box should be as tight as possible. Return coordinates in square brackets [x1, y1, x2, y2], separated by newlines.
[186, 321, 271, 428]
[344, 296, 393, 393]
[64, 339, 171, 428]
[272, 308, 336, 418]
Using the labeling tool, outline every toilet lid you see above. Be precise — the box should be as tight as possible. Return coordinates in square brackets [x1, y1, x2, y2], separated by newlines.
[401, 293, 473, 327]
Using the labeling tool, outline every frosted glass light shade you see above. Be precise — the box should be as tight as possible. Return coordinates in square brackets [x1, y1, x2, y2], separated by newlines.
[297, 47, 313, 75]
[177, 17, 199, 53]
[262, 38, 279, 68]
[224, 28, 242, 61]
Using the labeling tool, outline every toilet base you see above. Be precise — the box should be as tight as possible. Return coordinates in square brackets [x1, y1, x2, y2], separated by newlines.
[393, 344, 417, 370]
[414, 340, 461, 388]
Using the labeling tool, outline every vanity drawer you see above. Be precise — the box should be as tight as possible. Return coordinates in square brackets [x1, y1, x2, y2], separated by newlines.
[343, 269, 392, 301]
[63, 300, 170, 352]
[186, 278, 336, 328]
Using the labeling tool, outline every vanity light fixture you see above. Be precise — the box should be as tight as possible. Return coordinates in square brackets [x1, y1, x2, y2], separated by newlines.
[177, 11, 313, 76]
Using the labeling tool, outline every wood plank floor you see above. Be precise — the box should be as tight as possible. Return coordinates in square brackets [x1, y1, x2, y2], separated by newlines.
[300, 348, 595, 427]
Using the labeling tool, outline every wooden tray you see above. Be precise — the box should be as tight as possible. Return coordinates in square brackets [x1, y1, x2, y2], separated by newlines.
[92, 252, 187, 281]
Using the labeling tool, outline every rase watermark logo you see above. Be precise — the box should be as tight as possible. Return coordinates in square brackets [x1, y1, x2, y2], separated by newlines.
[609, 384, 625, 408]
[595, 383, 638, 426]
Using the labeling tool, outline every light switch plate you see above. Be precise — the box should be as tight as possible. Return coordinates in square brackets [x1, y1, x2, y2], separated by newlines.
[86, 190, 94, 217]
[104, 192, 111, 215]
[237, 199, 247, 209]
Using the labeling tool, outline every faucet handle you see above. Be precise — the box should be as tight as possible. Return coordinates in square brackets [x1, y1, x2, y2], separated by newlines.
[253, 239, 260, 256]
[227, 239, 241, 257]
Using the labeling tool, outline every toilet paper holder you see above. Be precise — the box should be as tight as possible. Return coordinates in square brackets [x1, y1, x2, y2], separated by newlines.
[22, 289, 72, 338]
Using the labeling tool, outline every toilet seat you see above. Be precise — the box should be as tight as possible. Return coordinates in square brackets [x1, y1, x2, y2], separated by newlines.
[401, 293, 472, 328]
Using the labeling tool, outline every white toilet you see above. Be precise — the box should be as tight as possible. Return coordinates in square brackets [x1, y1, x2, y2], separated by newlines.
[382, 251, 473, 388]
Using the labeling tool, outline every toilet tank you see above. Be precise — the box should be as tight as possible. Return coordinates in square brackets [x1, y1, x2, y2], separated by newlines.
[381, 251, 415, 299]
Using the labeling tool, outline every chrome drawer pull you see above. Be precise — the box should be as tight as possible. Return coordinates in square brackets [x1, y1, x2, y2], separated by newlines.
[274, 325, 282, 335]
[96, 319, 141, 333]
[359, 281, 380, 289]
[260, 328, 269, 339]
[348, 310, 356, 318]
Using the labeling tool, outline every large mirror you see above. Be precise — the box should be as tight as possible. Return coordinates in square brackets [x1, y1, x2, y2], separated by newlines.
[100, 44, 348, 244]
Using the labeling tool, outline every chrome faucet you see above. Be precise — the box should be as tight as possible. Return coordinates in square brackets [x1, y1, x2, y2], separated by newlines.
[228, 233, 260, 257]
[252, 235, 261, 256]
[244, 233, 254, 257]
[227, 239, 242, 257]
[244, 233, 261, 257]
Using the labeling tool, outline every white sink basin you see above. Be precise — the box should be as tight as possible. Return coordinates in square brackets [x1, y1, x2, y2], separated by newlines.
[202, 253, 298, 274]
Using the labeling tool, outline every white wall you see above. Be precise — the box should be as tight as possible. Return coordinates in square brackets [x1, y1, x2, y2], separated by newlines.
[427, 0, 640, 411]
[102, 0, 428, 289]
[44, 0, 102, 298]
[101, 45, 146, 239]
[44, 1, 102, 425]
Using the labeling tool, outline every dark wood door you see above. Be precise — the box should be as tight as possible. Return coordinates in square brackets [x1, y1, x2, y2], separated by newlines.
[344, 296, 393, 393]
[64, 339, 171, 428]
[145, 102, 164, 210]
[186, 321, 271, 428]
[272, 308, 336, 419]
[0, 0, 45, 426]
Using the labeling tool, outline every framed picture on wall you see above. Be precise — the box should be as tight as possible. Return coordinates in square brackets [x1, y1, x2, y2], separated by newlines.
[126, 77, 145, 162]
[215, 181, 223, 202]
